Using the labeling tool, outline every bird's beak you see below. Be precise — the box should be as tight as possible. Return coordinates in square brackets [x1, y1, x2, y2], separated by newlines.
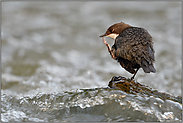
[99, 34, 106, 37]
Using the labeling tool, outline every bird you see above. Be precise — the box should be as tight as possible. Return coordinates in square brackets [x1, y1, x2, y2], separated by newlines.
[99, 22, 156, 80]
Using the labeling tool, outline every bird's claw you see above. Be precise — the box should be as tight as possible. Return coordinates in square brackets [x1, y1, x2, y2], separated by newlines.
[102, 37, 108, 45]
[102, 37, 116, 60]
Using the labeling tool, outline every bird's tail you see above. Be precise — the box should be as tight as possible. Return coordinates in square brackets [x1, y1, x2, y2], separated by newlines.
[141, 60, 156, 73]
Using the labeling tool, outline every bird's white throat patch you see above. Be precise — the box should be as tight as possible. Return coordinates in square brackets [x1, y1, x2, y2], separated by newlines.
[107, 33, 119, 40]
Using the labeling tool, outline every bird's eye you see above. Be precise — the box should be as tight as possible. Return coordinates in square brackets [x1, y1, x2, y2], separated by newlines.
[110, 29, 114, 33]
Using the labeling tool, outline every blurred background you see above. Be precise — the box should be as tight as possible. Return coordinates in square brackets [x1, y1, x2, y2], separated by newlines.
[1, 1, 182, 122]
[2, 1, 181, 96]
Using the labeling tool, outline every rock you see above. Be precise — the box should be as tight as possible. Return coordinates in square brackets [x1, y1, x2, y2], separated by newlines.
[108, 76, 182, 104]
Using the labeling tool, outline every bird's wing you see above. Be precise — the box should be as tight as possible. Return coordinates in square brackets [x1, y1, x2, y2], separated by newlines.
[114, 27, 155, 66]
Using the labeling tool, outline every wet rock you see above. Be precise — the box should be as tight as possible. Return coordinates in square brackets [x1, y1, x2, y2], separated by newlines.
[108, 76, 182, 104]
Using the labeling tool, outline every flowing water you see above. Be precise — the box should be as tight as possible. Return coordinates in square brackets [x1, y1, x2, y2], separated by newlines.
[1, 2, 182, 122]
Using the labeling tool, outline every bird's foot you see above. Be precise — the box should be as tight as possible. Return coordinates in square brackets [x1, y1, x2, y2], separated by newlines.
[102, 36, 108, 45]
[130, 76, 134, 81]
[111, 53, 117, 60]
[130, 68, 139, 81]
[102, 37, 116, 60]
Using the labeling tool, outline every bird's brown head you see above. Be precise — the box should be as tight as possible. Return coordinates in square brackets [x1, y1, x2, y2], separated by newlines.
[100, 22, 132, 39]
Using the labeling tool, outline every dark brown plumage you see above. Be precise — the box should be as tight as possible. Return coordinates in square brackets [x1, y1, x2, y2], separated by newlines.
[100, 22, 156, 80]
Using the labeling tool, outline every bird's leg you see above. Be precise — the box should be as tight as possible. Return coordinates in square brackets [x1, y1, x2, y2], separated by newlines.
[130, 68, 139, 80]
[102, 37, 116, 59]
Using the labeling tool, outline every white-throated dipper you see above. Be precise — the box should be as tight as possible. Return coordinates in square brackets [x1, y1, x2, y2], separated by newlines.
[100, 22, 156, 80]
